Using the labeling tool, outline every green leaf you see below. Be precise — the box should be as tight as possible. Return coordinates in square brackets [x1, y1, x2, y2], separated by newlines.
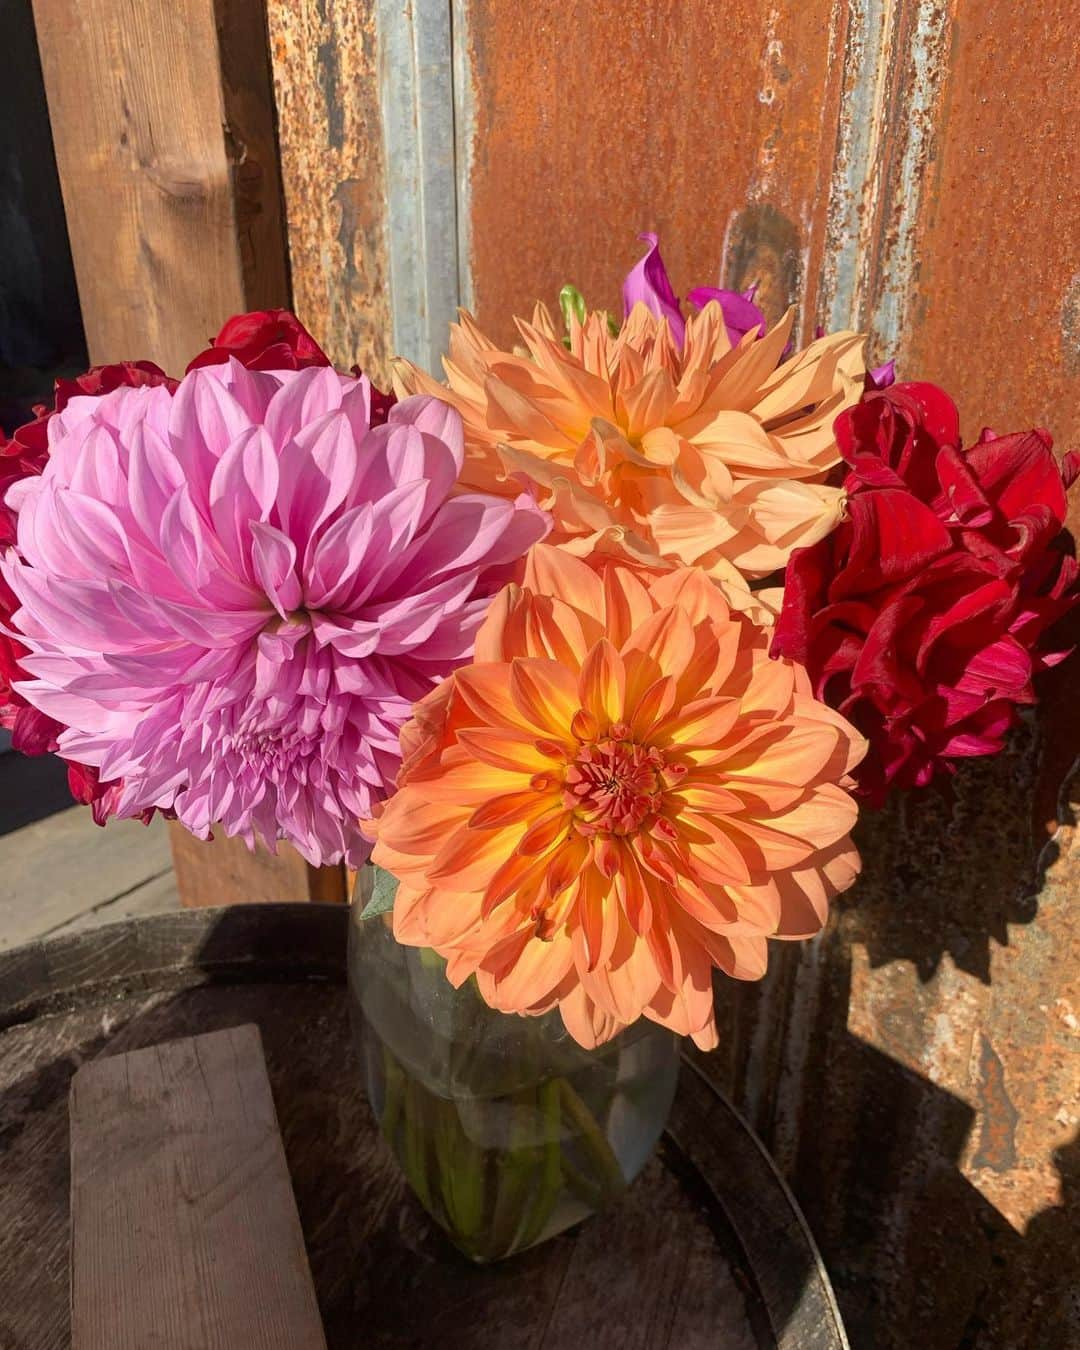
[358, 865, 399, 919]
[559, 284, 587, 330]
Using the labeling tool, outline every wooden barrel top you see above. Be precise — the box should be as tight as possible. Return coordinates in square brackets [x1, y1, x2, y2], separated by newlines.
[0, 904, 848, 1350]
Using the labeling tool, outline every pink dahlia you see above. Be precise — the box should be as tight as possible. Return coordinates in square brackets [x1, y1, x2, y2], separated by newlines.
[2, 361, 548, 864]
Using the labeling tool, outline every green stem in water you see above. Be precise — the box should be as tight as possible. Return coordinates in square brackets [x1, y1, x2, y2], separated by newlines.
[373, 1036, 631, 1261]
[560, 1156, 608, 1212]
[433, 1096, 486, 1243]
[514, 1077, 565, 1252]
[401, 1076, 434, 1213]
[487, 1087, 543, 1257]
[557, 1078, 626, 1202]
[378, 1043, 405, 1145]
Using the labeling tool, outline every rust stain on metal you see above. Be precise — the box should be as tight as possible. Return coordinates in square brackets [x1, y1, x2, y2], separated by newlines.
[867, 1, 953, 353]
[902, 1, 1080, 451]
[703, 706, 1079, 1346]
[971, 1034, 1019, 1171]
[722, 203, 803, 327]
[463, 0, 843, 344]
[266, 0, 392, 386]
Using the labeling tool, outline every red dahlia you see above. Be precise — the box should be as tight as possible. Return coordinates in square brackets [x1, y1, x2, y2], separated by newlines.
[773, 382, 1079, 803]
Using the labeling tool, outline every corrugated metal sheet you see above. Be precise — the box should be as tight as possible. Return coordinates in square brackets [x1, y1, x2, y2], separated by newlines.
[460, 0, 846, 345]
[266, 0, 393, 385]
[900, 0, 1080, 452]
[375, 0, 461, 371]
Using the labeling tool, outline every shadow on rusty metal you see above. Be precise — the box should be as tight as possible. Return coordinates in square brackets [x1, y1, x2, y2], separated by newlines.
[701, 689, 1080, 1348]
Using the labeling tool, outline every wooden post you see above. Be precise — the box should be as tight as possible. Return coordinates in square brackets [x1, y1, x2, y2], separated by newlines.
[168, 824, 348, 908]
[32, 0, 346, 904]
[31, 0, 290, 374]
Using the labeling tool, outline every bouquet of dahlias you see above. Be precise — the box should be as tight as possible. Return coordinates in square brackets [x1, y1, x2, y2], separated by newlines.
[3, 237, 1075, 1260]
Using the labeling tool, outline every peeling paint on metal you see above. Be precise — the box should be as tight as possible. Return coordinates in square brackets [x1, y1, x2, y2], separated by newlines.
[822, 0, 891, 333]
[972, 1034, 1020, 1171]
[748, 8, 784, 196]
[866, 0, 952, 353]
[822, 0, 953, 354]
[450, 0, 475, 314]
[376, 0, 460, 371]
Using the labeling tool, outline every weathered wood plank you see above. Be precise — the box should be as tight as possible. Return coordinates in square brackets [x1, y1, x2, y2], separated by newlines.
[0, 808, 174, 950]
[31, 0, 289, 375]
[0, 903, 349, 1030]
[70, 1024, 327, 1350]
[48, 868, 180, 939]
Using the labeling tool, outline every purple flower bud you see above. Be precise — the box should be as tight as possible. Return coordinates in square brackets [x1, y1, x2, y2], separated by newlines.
[687, 285, 768, 348]
[622, 233, 685, 346]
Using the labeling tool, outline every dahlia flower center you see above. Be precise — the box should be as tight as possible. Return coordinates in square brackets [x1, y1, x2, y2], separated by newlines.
[230, 721, 311, 780]
[563, 731, 665, 836]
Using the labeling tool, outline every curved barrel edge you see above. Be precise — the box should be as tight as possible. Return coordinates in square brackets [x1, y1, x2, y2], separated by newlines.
[665, 1054, 850, 1350]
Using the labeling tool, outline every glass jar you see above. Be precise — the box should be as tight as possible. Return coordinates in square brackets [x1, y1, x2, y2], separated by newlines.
[348, 867, 681, 1262]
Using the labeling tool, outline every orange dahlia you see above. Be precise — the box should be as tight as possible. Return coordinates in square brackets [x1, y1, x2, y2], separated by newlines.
[396, 302, 866, 578]
[369, 545, 866, 1049]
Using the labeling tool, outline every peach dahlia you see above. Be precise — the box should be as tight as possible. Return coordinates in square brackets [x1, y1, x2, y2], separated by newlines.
[396, 301, 866, 579]
[369, 545, 866, 1049]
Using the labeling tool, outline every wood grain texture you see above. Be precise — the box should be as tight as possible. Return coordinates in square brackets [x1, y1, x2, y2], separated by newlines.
[0, 904, 846, 1349]
[0, 808, 174, 950]
[70, 1024, 326, 1350]
[31, 0, 289, 374]
[266, 0, 392, 385]
[49, 867, 180, 940]
[167, 822, 347, 909]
